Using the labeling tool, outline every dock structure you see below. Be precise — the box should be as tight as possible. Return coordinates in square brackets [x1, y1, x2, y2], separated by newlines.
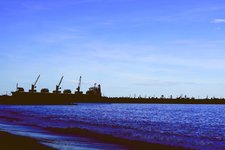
[0, 75, 225, 105]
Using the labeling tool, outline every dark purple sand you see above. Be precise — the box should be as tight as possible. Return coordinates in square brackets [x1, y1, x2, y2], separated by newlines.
[0, 131, 53, 150]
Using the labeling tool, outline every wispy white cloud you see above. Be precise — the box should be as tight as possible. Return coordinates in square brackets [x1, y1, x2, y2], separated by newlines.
[82, 42, 225, 70]
[137, 54, 225, 70]
[211, 19, 225, 24]
[133, 80, 199, 86]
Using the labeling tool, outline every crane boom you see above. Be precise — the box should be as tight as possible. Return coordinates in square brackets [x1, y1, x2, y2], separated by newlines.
[53, 76, 64, 94]
[76, 76, 82, 92]
[75, 76, 83, 94]
[34, 75, 40, 86]
[78, 76, 81, 89]
[29, 75, 40, 93]
[58, 76, 64, 87]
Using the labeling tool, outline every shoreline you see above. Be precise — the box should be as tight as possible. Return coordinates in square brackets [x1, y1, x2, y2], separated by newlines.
[2, 94, 225, 105]
[46, 127, 190, 150]
[0, 131, 54, 150]
[0, 105, 192, 150]
[0, 123, 190, 150]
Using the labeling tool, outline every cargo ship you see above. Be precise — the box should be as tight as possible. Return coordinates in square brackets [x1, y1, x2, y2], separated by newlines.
[0, 76, 103, 105]
[1, 75, 225, 105]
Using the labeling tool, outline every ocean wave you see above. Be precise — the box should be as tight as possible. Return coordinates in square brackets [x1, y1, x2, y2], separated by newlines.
[1, 104, 225, 150]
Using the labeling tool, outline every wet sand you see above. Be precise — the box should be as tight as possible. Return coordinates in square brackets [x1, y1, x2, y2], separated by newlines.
[0, 129, 186, 150]
[0, 127, 189, 150]
[47, 127, 189, 150]
[0, 121, 189, 150]
[0, 131, 54, 150]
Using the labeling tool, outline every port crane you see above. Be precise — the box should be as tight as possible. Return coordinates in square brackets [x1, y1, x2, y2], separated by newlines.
[75, 76, 83, 94]
[53, 76, 63, 94]
[29, 75, 40, 93]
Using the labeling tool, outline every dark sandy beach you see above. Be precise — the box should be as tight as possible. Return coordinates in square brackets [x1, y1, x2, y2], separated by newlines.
[0, 131, 54, 150]
[47, 127, 189, 150]
[0, 128, 189, 150]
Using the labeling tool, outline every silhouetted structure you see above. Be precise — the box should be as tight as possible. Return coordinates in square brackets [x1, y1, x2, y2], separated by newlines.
[86, 83, 102, 97]
[75, 76, 83, 95]
[29, 75, 40, 93]
[0, 76, 102, 105]
[0, 75, 225, 105]
[53, 76, 64, 94]
[16, 83, 24, 92]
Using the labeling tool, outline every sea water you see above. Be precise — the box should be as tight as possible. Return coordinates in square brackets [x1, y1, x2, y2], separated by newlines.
[0, 104, 225, 150]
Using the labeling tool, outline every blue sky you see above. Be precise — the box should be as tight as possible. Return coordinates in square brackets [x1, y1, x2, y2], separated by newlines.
[1, 0, 225, 98]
